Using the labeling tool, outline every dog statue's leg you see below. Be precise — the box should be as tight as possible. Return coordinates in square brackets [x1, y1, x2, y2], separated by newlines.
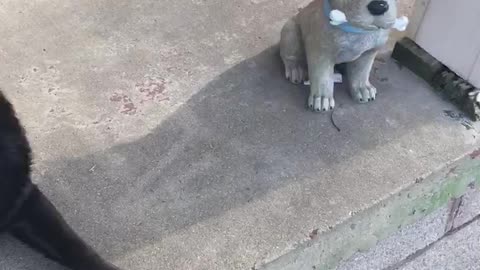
[280, 18, 308, 84]
[346, 49, 378, 103]
[304, 36, 335, 112]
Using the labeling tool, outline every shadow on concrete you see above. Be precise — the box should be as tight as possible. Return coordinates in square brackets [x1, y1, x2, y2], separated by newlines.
[0, 46, 445, 266]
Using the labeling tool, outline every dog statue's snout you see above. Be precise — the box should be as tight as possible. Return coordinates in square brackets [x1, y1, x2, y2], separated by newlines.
[367, 0, 389, 16]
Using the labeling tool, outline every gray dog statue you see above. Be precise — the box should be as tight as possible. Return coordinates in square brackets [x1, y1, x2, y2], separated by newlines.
[280, 0, 407, 112]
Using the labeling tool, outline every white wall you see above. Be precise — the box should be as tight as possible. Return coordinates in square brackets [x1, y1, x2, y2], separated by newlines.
[409, 0, 480, 88]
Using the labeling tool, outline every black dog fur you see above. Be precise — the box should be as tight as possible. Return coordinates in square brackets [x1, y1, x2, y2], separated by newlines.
[0, 91, 120, 270]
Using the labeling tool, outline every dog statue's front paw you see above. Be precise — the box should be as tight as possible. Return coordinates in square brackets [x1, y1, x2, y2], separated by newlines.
[308, 88, 335, 112]
[350, 82, 377, 103]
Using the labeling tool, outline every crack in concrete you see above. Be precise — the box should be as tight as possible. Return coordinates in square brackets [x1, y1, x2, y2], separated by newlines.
[445, 197, 464, 233]
[382, 213, 480, 270]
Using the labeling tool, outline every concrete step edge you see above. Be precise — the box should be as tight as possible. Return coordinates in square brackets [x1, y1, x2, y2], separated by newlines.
[260, 148, 480, 270]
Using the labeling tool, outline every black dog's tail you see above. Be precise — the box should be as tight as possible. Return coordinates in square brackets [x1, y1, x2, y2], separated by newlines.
[9, 184, 120, 270]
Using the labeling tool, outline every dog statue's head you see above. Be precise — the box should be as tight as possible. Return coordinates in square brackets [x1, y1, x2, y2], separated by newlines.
[331, 0, 398, 30]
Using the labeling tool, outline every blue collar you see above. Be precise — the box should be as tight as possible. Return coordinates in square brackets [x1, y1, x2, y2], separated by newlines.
[323, 0, 374, 34]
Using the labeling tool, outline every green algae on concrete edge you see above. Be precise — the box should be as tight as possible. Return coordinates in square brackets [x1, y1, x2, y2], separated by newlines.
[261, 150, 480, 270]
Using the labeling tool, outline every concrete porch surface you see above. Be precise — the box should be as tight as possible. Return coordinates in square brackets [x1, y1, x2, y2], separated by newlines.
[2, 0, 478, 270]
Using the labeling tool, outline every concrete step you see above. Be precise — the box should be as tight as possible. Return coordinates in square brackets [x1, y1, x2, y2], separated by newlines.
[0, 1, 477, 270]
[336, 182, 480, 270]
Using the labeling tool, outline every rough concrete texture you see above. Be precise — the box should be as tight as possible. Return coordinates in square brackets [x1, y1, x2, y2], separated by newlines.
[398, 219, 480, 270]
[453, 184, 480, 229]
[335, 178, 480, 270]
[337, 206, 480, 270]
[1, 0, 466, 270]
[335, 206, 451, 270]
[261, 151, 480, 270]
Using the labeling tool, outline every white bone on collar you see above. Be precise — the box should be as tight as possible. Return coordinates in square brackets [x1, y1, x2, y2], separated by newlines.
[329, 9, 348, 25]
[393, 16, 409, 31]
[329, 9, 409, 32]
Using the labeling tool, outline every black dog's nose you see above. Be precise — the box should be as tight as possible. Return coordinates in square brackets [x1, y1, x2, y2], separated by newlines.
[368, 0, 389, 16]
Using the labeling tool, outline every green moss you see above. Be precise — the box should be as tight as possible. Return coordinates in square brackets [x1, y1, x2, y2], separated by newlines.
[263, 158, 480, 270]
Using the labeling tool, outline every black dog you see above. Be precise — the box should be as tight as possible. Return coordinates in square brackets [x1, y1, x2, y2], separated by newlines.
[0, 91, 121, 270]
